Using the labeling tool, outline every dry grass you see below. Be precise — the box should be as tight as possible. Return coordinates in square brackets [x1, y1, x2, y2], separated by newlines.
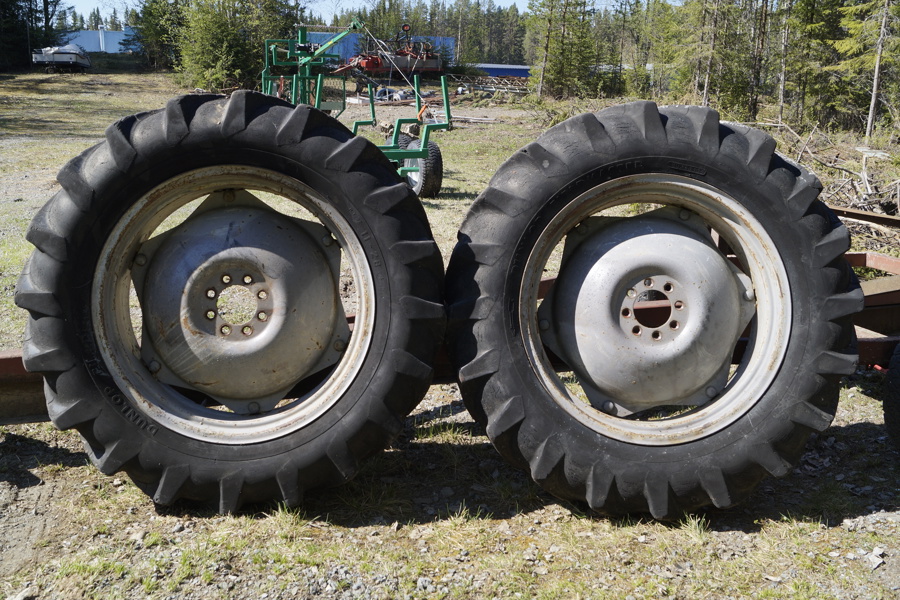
[0, 72, 898, 600]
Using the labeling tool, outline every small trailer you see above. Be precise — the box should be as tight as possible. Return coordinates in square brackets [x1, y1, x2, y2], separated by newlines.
[32, 44, 91, 73]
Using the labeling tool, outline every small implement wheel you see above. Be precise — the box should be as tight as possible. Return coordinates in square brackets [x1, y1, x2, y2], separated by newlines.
[446, 101, 862, 518]
[883, 345, 900, 450]
[15, 92, 445, 512]
[404, 139, 443, 198]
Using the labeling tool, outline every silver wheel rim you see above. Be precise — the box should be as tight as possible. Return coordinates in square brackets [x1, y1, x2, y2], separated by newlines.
[405, 158, 422, 189]
[521, 174, 791, 446]
[93, 166, 375, 444]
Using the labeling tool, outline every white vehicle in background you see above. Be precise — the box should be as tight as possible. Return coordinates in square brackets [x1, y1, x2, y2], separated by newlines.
[32, 44, 91, 73]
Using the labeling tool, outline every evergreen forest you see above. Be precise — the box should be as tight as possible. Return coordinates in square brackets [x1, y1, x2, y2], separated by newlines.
[2, 0, 899, 135]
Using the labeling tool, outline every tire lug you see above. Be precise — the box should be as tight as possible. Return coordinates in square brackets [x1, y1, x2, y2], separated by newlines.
[322, 235, 334, 246]
[134, 253, 148, 267]
[744, 289, 756, 302]
[334, 339, 347, 352]
[247, 402, 260, 414]
[705, 386, 718, 399]
[148, 360, 161, 374]
[679, 209, 692, 221]
[539, 319, 550, 331]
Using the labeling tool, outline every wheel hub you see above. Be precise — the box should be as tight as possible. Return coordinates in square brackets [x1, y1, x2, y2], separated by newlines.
[135, 205, 344, 411]
[541, 214, 755, 412]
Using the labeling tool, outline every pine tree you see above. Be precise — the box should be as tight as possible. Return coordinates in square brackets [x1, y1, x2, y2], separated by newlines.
[108, 7, 121, 31]
[832, 0, 898, 137]
[88, 7, 101, 30]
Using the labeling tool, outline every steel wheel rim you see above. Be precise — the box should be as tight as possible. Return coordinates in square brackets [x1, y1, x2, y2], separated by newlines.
[93, 166, 376, 444]
[405, 157, 422, 188]
[521, 174, 791, 445]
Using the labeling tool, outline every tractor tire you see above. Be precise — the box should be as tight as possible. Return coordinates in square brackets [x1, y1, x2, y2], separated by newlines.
[883, 345, 900, 450]
[404, 139, 443, 198]
[445, 101, 862, 518]
[15, 92, 445, 513]
[385, 133, 413, 149]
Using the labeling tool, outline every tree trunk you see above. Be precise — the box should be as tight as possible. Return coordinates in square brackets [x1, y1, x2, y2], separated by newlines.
[778, 0, 793, 123]
[865, 0, 891, 141]
[701, 0, 720, 107]
[537, 6, 553, 97]
[748, 0, 769, 120]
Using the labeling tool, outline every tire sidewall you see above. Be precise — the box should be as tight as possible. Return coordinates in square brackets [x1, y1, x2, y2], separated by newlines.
[64, 127, 405, 463]
[492, 154, 822, 467]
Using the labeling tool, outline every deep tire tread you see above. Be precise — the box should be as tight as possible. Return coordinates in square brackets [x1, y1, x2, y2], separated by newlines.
[446, 100, 859, 518]
[18, 92, 445, 513]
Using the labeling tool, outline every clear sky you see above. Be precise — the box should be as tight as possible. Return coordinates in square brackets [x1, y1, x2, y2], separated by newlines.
[63, 0, 530, 22]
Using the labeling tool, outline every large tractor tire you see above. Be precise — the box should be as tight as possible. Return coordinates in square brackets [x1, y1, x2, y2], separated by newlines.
[404, 139, 443, 198]
[445, 101, 862, 518]
[15, 92, 445, 512]
[883, 345, 900, 450]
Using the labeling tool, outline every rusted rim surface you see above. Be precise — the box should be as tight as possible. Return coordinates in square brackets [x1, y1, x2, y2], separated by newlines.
[92, 166, 376, 444]
[521, 174, 791, 446]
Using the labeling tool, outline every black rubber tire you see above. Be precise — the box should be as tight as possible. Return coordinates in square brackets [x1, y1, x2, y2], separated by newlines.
[445, 101, 862, 518]
[883, 345, 900, 450]
[15, 91, 445, 513]
[385, 133, 413, 149]
[404, 139, 443, 198]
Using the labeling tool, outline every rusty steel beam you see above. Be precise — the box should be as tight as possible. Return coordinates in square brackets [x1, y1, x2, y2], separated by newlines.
[4, 252, 900, 424]
[829, 205, 900, 229]
[0, 350, 48, 425]
[845, 251, 900, 274]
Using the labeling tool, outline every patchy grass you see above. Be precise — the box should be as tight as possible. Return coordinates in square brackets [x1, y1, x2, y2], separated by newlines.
[0, 72, 898, 600]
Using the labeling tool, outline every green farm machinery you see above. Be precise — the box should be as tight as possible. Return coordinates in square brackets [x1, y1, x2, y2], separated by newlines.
[10, 19, 900, 518]
[260, 20, 450, 197]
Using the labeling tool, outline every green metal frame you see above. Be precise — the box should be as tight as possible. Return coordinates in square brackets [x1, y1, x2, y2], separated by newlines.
[260, 19, 364, 115]
[360, 74, 453, 176]
[261, 19, 453, 182]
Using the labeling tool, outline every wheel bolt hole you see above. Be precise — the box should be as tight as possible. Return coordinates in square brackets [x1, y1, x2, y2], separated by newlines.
[669, 320, 679, 330]
[258, 311, 268, 321]
[663, 282, 674, 293]
[220, 325, 231, 335]
[632, 325, 642, 336]
[222, 274, 231, 284]
[205, 310, 215, 320]
[634, 290, 671, 329]
[674, 300, 685, 310]
[206, 289, 216, 299]
[643, 278, 654, 288]
[242, 326, 253, 336]
[243, 275, 253, 284]
[621, 307, 631, 318]
[217, 285, 257, 325]
[651, 331, 661, 341]
[258, 290, 268, 300]
[627, 288, 637, 298]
